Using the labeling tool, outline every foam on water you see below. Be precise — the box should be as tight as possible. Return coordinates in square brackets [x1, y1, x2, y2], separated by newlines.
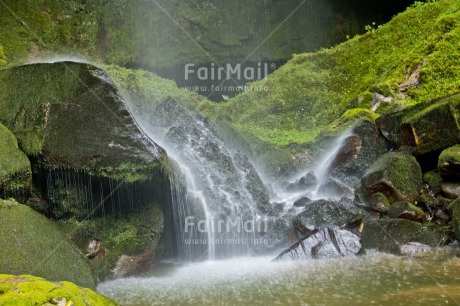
[98, 253, 460, 306]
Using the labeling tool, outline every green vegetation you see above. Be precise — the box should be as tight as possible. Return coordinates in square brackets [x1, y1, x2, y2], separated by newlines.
[0, 0, 372, 69]
[0, 124, 31, 202]
[0, 200, 96, 289]
[0, 274, 117, 306]
[59, 204, 164, 280]
[195, 0, 460, 147]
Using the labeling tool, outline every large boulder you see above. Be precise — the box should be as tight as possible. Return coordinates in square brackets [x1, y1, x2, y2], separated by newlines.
[448, 198, 460, 240]
[0, 199, 96, 289]
[0, 123, 31, 202]
[0, 274, 117, 305]
[0, 62, 165, 182]
[273, 227, 362, 261]
[329, 120, 389, 182]
[361, 218, 452, 253]
[377, 94, 460, 155]
[294, 198, 363, 230]
[438, 144, 460, 180]
[361, 152, 422, 204]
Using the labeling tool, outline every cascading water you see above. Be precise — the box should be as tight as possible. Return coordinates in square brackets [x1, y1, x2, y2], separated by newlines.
[127, 97, 271, 260]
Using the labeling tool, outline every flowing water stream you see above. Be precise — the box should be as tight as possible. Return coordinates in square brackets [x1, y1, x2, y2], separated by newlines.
[99, 97, 460, 305]
[99, 252, 460, 305]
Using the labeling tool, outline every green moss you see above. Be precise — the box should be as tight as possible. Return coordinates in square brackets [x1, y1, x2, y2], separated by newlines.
[60, 204, 164, 280]
[357, 91, 375, 109]
[190, 0, 460, 149]
[362, 152, 423, 203]
[423, 169, 443, 194]
[0, 200, 96, 289]
[439, 144, 460, 167]
[0, 274, 117, 306]
[448, 198, 460, 239]
[0, 123, 31, 202]
[0, 45, 6, 68]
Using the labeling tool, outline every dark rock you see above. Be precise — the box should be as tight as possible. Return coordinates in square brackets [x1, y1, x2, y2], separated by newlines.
[286, 171, 317, 192]
[0, 62, 165, 182]
[376, 94, 460, 155]
[293, 196, 312, 207]
[387, 201, 426, 222]
[397, 242, 433, 256]
[361, 218, 451, 253]
[330, 120, 389, 182]
[423, 170, 443, 195]
[257, 214, 295, 253]
[441, 182, 460, 199]
[361, 152, 422, 204]
[399, 95, 460, 155]
[438, 145, 460, 180]
[273, 227, 362, 261]
[369, 192, 391, 213]
[317, 178, 352, 198]
[0, 123, 31, 202]
[294, 198, 363, 229]
[112, 247, 155, 279]
[448, 198, 460, 240]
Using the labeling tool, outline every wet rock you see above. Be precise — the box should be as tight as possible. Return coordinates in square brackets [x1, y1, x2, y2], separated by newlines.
[317, 178, 352, 198]
[0, 200, 96, 289]
[294, 198, 363, 229]
[376, 94, 460, 155]
[86, 240, 108, 260]
[397, 242, 433, 256]
[330, 120, 389, 183]
[369, 192, 391, 213]
[273, 227, 362, 261]
[441, 182, 460, 199]
[257, 213, 295, 253]
[292, 196, 312, 208]
[448, 198, 460, 240]
[361, 219, 451, 253]
[361, 152, 422, 204]
[0, 123, 31, 203]
[398, 95, 460, 155]
[112, 247, 155, 279]
[387, 201, 426, 222]
[0, 62, 165, 182]
[438, 145, 460, 180]
[286, 171, 317, 192]
[423, 170, 443, 195]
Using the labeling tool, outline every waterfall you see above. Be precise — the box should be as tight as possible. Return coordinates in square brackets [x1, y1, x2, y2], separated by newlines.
[129, 98, 271, 260]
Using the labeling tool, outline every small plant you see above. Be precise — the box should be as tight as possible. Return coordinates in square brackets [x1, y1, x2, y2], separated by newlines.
[364, 22, 377, 33]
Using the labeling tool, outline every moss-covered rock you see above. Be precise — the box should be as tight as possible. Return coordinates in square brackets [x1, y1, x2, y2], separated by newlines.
[399, 94, 460, 155]
[329, 120, 389, 183]
[61, 204, 164, 281]
[0, 45, 6, 68]
[0, 274, 117, 306]
[441, 182, 460, 199]
[387, 201, 426, 222]
[438, 144, 460, 180]
[0, 123, 31, 202]
[448, 198, 460, 240]
[368, 192, 391, 213]
[361, 152, 422, 203]
[0, 61, 166, 183]
[0, 199, 96, 289]
[423, 169, 443, 195]
[361, 218, 451, 253]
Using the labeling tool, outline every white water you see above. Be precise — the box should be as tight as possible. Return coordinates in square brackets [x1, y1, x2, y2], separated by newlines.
[98, 252, 460, 305]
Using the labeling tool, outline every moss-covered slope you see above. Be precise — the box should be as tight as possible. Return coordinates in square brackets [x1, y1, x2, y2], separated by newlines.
[0, 61, 166, 182]
[0, 274, 117, 306]
[0, 199, 96, 289]
[195, 0, 460, 147]
[0, 123, 31, 202]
